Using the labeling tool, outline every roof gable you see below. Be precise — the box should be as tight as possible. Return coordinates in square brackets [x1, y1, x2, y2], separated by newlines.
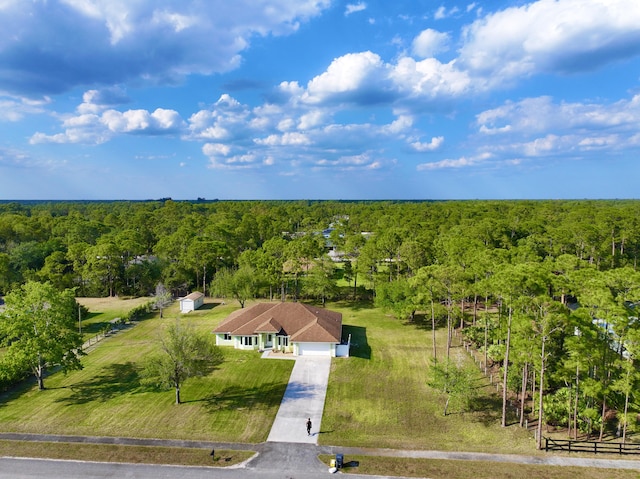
[213, 302, 342, 343]
[182, 291, 204, 301]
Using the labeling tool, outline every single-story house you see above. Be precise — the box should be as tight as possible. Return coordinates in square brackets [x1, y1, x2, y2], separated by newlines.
[213, 302, 343, 356]
[179, 291, 205, 313]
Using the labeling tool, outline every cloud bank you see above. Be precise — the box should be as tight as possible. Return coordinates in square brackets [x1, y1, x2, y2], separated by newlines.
[8, 0, 640, 181]
[0, 0, 330, 96]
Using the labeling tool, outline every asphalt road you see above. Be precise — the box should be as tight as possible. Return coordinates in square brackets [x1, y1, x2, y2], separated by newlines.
[0, 442, 399, 479]
[5, 438, 640, 479]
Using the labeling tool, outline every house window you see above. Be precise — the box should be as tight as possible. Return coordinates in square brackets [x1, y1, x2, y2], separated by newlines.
[243, 336, 254, 346]
[223, 333, 231, 341]
[279, 336, 289, 347]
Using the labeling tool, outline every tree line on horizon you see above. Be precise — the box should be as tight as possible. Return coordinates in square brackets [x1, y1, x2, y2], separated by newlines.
[2, 198, 640, 444]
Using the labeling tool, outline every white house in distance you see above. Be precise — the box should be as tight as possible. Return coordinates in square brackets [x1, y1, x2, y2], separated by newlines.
[213, 302, 346, 356]
[179, 291, 205, 313]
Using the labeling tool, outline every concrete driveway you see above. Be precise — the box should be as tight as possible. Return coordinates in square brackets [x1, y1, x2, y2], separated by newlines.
[266, 356, 331, 444]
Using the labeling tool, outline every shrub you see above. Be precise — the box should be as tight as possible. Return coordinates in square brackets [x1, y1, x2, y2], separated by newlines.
[125, 301, 154, 322]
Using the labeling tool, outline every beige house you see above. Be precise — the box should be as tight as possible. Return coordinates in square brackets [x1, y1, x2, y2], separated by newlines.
[213, 302, 343, 356]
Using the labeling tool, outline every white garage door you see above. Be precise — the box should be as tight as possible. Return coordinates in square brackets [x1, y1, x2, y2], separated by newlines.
[297, 342, 331, 356]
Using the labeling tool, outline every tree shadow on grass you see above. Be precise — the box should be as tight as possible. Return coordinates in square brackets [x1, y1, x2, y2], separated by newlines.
[469, 394, 506, 426]
[57, 362, 142, 405]
[193, 382, 289, 412]
[82, 311, 102, 322]
[0, 373, 38, 406]
[82, 320, 113, 335]
[0, 363, 85, 406]
[407, 313, 447, 331]
[332, 299, 374, 312]
[198, 302, 221, 311]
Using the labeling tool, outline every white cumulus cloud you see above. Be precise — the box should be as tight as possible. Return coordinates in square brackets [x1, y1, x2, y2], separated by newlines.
[390, 57, 471, 98]
[254, 132, 311, 146]
[304, 51, 386, 104]
[0, 0, 331, 96]
[411, 136, 444, 152]
[459, 0, 640, 83]
[477, 95, 640, 135]
[101, 108, 183, 134]
[412, 29, 450, 58]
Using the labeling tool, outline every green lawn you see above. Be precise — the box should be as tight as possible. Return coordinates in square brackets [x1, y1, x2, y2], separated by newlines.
[0, 440, 254, 467]
[0, 298, 292, 443]
[77, 297, 151, 339]
[0, 297, 534, 455]
[321, 302, 536, 454]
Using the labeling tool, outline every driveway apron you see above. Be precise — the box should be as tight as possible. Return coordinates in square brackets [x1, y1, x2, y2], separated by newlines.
[266, 356, 331, 444]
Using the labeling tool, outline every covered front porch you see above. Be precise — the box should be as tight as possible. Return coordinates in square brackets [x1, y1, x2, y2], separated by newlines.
[257, 332, 292, 353]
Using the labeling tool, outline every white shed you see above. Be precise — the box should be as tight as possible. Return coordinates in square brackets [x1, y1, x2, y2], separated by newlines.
[179, 292, 205, 313]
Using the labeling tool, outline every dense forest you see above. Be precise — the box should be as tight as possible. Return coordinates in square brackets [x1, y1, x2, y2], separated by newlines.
[2, 199, 640, 444]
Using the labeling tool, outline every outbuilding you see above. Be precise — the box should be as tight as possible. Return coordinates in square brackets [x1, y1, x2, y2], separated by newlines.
[179, 291, 205, 313]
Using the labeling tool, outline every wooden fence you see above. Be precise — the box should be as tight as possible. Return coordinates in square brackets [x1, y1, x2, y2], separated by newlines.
[544, 437, 640, 455]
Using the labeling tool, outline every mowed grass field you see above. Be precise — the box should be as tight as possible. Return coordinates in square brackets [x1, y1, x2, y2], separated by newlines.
[0, 296, 535, 455]
[0, 298, 293, 443]
[321, 303, 536, 453]
[77, 297, 151, 339]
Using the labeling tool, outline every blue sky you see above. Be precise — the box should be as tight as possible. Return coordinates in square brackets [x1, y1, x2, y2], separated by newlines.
[1, 0, 640, 200]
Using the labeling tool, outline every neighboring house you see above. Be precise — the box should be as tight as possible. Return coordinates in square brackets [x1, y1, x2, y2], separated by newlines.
[179, 292, 205, 313]
[213, 302, 345, 356]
